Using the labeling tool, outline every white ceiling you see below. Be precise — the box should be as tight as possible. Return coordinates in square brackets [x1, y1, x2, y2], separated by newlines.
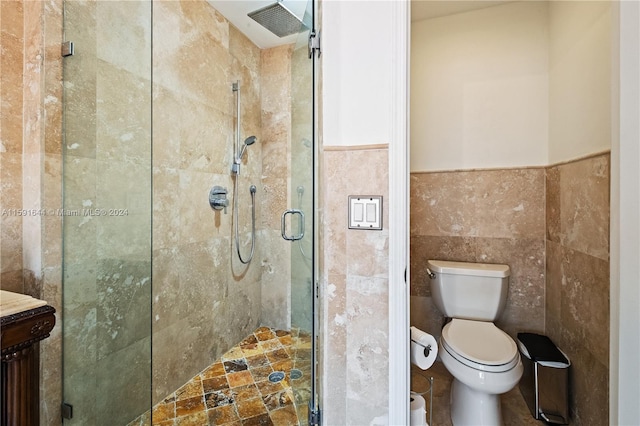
[209, 1, 513, 49]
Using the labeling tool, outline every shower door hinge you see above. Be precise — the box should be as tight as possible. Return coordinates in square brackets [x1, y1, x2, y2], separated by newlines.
[61, 41, 74, 57]
[61, 402, 73, 419]
[308, 402, 321, 425]
[308, 30, 321, 59]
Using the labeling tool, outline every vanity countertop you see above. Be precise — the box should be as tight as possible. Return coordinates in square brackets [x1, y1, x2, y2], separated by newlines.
[1, 290, 55, 426]
[0, 290, 48, 318]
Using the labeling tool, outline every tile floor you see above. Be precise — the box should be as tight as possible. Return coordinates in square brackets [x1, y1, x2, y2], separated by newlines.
[129, 329, 542, 426]
[413, 362, 545, 426]
[129, 327, 312, 426]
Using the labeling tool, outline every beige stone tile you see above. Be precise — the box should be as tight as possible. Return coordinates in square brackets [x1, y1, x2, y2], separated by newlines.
[0, 29, 25, 153]
[178, 169, 228, 244]
[1, 214, 23, 274]
[1, 152, 23, 208]
[1, 1, 24, 39]
[96, 1, 151, 80]
[320, 274, 347, 426]
[151, 167, 180, 250]
[558, 154, 610, 260]
[322, 151, 349, 276]
[0, 270, 23, 293]
[260, 176, 288, 231]
[177, 99, 233, 174]
[560, 246, 610, 364]
[155, 28, 231, 108]
[346, 228, 389, 278]
[43, 0, 64, 159]
[409, 295, 445, 340]
[151, 86, 183, 170]
[229, 24, 260, 71]
[411, 168, 545, 239]
[344, 276, 389, 422]
[410, 171, 474, 237]
[565, 341, 609, 425]
[474, 168, 545, 239]
[546, 165, 561, 242]
[95, 63, 151, 164]
[43, 154, 63, 269]
[261, 45, 293, 113]
[545, 240, 562, 323]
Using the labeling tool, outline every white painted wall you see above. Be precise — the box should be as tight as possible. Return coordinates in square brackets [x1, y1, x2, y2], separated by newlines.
[410, 2, 549, 172]
[549, 1, 612, 164]
[411, 1, 612, 171]
[322, 0, 394, 147]
[610, 1, 640, 423]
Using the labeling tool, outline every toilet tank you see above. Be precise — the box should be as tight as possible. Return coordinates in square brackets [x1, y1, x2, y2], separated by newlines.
[428, 260, 510, 321]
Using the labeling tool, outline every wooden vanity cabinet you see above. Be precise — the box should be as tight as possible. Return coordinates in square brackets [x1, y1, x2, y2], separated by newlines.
[1, 305, 56, 426]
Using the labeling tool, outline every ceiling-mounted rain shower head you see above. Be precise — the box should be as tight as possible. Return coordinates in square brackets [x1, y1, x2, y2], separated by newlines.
[248, 1, 306, 38]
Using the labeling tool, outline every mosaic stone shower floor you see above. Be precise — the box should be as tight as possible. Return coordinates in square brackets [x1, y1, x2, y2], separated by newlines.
[130, 327, 312, 426]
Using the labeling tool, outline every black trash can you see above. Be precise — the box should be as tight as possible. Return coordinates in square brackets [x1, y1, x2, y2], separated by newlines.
[517, 333, 571, 424]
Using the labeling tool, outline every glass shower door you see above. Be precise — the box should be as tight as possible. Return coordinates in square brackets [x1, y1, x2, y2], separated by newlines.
[61, 1, 152, 424]
[288, 0, 318, 421]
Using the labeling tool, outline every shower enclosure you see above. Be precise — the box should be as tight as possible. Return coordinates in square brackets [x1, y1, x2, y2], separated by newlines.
[61, 1, 317, 424]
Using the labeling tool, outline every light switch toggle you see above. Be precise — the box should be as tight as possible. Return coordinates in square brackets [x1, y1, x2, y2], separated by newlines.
[348, 196, 382, 230]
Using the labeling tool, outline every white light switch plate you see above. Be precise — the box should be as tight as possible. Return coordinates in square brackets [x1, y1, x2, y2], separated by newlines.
[348, 196, 382, 230]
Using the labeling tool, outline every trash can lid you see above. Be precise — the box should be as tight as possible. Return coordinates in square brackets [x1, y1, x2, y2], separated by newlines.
[517, 332, 570, 366]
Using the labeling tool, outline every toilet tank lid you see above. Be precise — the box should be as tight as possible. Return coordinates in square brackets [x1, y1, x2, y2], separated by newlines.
[427, 260, 510, 278]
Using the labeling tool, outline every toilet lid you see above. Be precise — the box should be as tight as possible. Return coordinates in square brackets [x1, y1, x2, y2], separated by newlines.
[442, 319, 519, 372]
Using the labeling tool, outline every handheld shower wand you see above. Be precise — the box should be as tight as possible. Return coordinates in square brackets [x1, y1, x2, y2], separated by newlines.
[233, 136, 257, 174]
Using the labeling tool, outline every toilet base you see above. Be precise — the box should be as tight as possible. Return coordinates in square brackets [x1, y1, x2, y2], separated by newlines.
[450, 379, 503, 426]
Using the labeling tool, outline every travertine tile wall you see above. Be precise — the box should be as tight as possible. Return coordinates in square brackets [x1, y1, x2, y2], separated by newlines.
[260, 44, 293, 330]
[410, 152, 610, 426]
[410, 168, 547, 339]
[0, 1, 63, 424]
[0, 0, 26, 292]
[322, 146, 390, 425]
[152, 1, 254, 406]
[152, 1, 295, 406]
[546, 153, 610, 425]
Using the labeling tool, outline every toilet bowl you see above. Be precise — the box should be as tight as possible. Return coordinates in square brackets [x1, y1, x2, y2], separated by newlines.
[426, 260, 523, 426]
[439, 319, 523, 426]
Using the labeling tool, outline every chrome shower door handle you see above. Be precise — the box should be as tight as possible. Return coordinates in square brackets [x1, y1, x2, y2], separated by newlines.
[281, 209, 305, 241]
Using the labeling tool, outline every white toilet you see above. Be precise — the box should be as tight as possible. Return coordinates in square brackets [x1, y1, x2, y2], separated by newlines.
[427, 260, 523, 426]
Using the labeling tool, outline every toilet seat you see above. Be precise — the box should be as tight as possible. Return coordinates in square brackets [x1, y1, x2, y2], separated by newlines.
[442, 318, 519, 373]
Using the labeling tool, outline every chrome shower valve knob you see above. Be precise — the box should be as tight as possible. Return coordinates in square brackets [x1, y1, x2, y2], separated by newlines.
[209, 186, 229, 214]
